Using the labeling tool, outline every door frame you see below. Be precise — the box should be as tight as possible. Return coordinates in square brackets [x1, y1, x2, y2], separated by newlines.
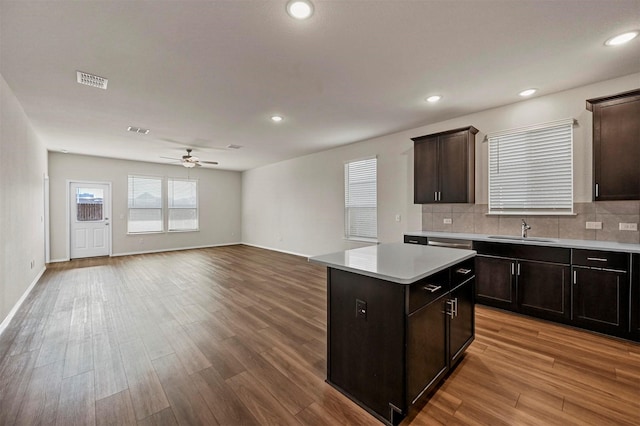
[66, 180, 113, 260]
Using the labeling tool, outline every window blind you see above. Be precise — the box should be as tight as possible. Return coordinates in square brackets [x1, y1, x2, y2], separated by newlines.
[128, 176, 163, 233]
[345, 157, 377, 240]
[488, 119, 574, 215]
[168, 178, 198, 231]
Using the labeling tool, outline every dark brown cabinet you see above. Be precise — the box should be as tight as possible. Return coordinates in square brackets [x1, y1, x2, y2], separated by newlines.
[587, 89, 640, 201]
[327, 258, 474, 425]
[631, 254, 640, 340]
[412, 126, 478, 204]
[473, 242, 571, 323]
[571, 249, 630, 338]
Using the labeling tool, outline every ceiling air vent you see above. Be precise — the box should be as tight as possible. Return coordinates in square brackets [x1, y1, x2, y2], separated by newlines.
[76, 71, 108, 89]
[127, 126, 150, 135]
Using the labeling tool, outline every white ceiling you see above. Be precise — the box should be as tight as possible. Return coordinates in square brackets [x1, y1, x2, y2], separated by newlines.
[1, 0, 639, 171]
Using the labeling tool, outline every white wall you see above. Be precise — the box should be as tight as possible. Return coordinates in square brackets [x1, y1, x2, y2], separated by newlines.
[0, 74, 48, 325]
[48, 153, 242, 261]
[242, 73, 640, 257]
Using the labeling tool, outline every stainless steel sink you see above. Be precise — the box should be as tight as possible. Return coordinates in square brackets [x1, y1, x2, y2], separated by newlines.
[487, 235, 557, 243]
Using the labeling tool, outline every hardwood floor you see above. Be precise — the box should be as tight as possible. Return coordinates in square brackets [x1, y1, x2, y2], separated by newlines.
[0, 245, 638, 425]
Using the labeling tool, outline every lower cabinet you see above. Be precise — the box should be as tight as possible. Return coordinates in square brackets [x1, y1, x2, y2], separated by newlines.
[474, 243, 571, 323]
[631, 254, 640, 340]
[327, 259, 475, 425]
[572, 267, 629, 337]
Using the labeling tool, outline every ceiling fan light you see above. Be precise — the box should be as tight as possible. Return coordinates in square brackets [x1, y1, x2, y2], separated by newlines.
[183, 161, 196, 168]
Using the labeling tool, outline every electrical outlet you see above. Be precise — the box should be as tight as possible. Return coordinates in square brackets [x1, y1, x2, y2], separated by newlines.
[619, 223, 638, 231]
[356, 299, 367, 319]
[443, 218, 452, 224]
[395, 214, 401, 222]
[585, 221, 602, 230]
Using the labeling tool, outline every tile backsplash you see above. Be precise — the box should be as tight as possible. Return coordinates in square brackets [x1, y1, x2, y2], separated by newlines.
[421, 201, 640, 245]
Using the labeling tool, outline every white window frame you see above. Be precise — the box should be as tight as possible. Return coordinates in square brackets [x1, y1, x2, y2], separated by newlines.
[127, 175, 164, 234]
[488, 118, 575, 215]
[344, 156, 378, 242]
[168, 178, 199, 232]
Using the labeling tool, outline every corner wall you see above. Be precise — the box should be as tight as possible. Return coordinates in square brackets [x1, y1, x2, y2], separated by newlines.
[0, 74, 48, 326]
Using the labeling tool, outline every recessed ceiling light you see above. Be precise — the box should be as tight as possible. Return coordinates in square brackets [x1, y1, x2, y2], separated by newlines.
[519, 89, 537, 97]
[271, 115, 283, 122]
[605, 31, 639, 46]
[286, 0, 314, 19]
[425, 95, 442, 103]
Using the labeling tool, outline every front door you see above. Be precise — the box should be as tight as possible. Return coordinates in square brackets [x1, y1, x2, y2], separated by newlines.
[70, 182, 111, 259]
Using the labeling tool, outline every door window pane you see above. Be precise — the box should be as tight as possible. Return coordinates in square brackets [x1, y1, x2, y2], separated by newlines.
[76, 188, 104, 221]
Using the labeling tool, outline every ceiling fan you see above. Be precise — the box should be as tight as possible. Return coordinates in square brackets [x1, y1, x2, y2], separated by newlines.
[161, 149, 219, 168]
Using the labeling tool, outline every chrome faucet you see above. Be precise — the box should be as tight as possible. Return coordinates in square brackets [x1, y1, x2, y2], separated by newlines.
[521, 219, 531, 238]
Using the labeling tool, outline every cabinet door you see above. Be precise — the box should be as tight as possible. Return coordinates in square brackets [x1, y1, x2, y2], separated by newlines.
[572, 267, 629, 337]
[630, 254, 639, 341]
[407, 296, 447, 404]
[414, 137, 439, 203]
[592, 92, 640, 200]
[439, 132, 471, 203]
[475, 256, 516, 311]
[449, 278, 474, 367]
[518, 260, 570, 322]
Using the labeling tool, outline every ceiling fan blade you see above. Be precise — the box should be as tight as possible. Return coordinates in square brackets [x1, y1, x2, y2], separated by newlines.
[200, 161, 219, 165]
[160, 156, 181, 160]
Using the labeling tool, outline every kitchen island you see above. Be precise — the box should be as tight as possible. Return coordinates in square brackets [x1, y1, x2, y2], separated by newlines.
[309, 243, 476, 425]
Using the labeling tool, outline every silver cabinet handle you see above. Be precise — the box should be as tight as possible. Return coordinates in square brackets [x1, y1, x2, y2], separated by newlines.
[406, 239, 420, 244]
[511, 263, 515, 275]
[595, 183, 599, 198]
[456, 268, 472, 275]
[423, 284, 442, 293]
[517, 263, 521, 276]
[586, 257, 607, 262]
[434, 192, 438, 201]
[446, 300, 455, 318]
[573, 270, 577, 284]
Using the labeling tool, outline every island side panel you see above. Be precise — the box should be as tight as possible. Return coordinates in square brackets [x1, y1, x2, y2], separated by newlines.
[327, 267, 406, 422]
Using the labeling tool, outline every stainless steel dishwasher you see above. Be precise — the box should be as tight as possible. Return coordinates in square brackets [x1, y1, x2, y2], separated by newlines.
[426, 237, 473, 250]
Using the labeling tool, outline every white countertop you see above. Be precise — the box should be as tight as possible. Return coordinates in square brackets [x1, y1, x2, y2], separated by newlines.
[404, 231, 640, 254]
[308, 242, 476, 284]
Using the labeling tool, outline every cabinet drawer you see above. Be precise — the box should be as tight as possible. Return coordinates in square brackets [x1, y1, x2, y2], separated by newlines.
[409, 269, 449, 313]
[404, 235, 428, 245]
[451, 258, 474, 287]
[572, 249, 629, 271]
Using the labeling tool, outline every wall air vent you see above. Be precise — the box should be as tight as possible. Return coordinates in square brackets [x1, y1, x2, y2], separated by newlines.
[226, 144, 242, 149]
[76, 71, 108, 89]
[127, 126, 150, 135]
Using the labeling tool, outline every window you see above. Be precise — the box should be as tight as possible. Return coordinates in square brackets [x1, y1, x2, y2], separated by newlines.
[128, 176, 163, 233]
[488, 118, 574, 215]
[345, 157, 377, 240]
[76, 187, 104, 221]
[168, 178, 198, 231]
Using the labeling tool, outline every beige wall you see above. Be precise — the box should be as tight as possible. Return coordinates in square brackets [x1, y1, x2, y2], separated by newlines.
[242, 73, 640, 256]
[0, 74, 48, 325]
[48, 153, 242, 261]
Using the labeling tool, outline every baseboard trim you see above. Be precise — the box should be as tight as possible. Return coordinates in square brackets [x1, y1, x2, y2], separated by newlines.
[112, 242, 242, 257]
[0, 266, 46, 337]
[241, 242, 310, 259]
[49, 258, 70, 263]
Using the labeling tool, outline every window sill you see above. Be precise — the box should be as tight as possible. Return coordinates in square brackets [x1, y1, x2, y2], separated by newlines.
[345, 237, 379, 244]
[127, 231, 164, 235]
[486, 212, 577, 216]
[168, 229, 199, 233]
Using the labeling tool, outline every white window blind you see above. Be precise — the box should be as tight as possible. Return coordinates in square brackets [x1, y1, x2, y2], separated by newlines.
[168, 178, 198, 231]
[128, 176, 163, 233]
[488, 118, 574, 215]
[345, 157, 377, 240]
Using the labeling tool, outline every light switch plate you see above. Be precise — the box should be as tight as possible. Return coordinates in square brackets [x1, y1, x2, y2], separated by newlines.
[585, 221, 602, 230]
[619, 223, 638, 231]
[443, 218, 452, 224]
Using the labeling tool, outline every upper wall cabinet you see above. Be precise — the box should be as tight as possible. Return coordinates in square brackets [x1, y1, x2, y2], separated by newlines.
[412, 126, 478, 204]
[587, 89, 640, 201]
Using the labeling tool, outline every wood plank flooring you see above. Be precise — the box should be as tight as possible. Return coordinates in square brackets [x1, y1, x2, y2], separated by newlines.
[0, 244, 638, 425]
